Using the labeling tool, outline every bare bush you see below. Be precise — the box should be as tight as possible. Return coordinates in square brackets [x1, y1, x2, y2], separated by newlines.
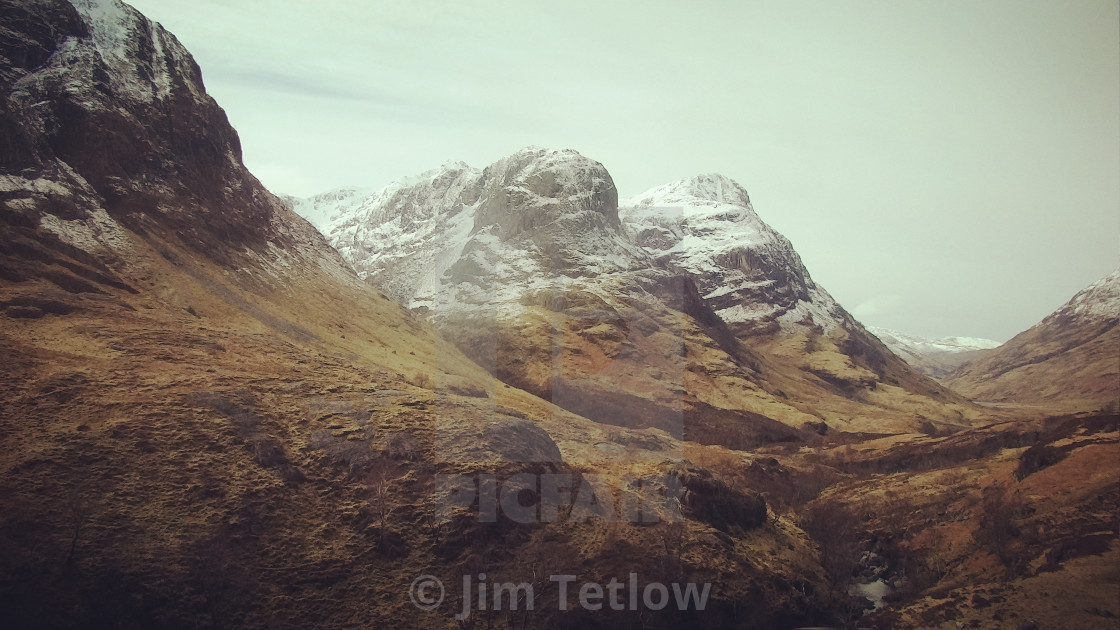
[973, 483, 1025, 567]
[63, 488, 90, 566]
[364, 459, 407, 557]
[1015, 444, 1067, 481]
[800, 499, 863, 588]
[410, 371, 434, 389]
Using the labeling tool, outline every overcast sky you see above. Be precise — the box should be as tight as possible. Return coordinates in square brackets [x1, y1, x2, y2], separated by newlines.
[126, 0, 1119, 342]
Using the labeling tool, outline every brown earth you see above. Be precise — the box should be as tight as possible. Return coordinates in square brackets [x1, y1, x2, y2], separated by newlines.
[944, 293, 1119, 415]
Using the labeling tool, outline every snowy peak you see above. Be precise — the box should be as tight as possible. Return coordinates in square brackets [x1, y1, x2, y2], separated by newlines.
[1046, 268, 1120, 323]
[475, 147, 620, 239]
[481, 147, 615, 204]
[944, 269, 1120, 409]
[868, 327, 1001, 379]
[869, 327, 1002, 355]
[70, 0, 204, 102]
[621, 174, 844, 334]
[317, 149, 852, 335]
[312, 148, 640, 307]
[286, 187, 376, 231]
[626, 173, 752, 210]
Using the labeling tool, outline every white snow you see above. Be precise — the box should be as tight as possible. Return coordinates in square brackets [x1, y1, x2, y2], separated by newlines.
[621, 174, 848, 333]
[1055, 268, 1120, 321]
[39, 206, 131, 254]
[69, 0, 199, 102]
[286, 187, 377, 232]
[307, 148, 648, 320]
[310, 151, 855, 337]
[868, 326, 1002, 356]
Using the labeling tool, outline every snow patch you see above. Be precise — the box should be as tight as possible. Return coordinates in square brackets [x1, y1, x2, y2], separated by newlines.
[69, 0, 199, 102]
[868, 327, 1003, 355]
[39, 207, 130, 254]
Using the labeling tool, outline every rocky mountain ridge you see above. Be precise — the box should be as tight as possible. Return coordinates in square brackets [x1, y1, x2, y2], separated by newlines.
[302, 148, 977, 436]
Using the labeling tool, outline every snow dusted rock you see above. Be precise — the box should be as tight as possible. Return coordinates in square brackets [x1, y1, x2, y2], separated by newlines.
[322, 148, 647, 313]
[316, 163, 483, 304]
[1047, 268, 1120, 322]
[285, 187, 376, 232]
[320, 156, 843, 335]
[621, 174, 849, 337]
[314, 148, 974, 435]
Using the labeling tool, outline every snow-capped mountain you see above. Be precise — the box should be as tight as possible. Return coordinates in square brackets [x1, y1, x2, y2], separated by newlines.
[1046, 267, 1120, 322]
[869, 329, 1002, 355]
[621, 174, 850, 336]
[316, 149, 645, 313]
[314, 160, 852, 338]
[2, 0, 350, 281]
[868, 327, 1001, 379]
[284, 187, 376, 232]
[310, 148, 973, 435]
[944, 269, 1119, 410]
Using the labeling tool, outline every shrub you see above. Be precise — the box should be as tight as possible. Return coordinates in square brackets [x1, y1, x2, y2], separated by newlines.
[1015, 444, 1066, 481]
[973, 484, 1025, 567]
[410, 371, 434, 389]
[800, 499, 863, 585]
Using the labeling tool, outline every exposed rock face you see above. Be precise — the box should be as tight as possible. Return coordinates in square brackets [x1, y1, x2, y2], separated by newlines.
[320, 148, 643, 312]
[944, 269, 1120, 411]
[1, 0, 332, 272]
[474, 147, 620, 241]
[621, 174, 842, 337]
[312, 151, 977, 436]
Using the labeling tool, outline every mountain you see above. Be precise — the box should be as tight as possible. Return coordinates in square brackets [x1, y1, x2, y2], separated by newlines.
[283, 186, 376, 232]
[868, 327, 1001, 379]
[310, 149, 979, 437]
[7, 3, 1113, 628]
[621, 174, 846, 338]
[943, 269, 1120, 412]
[0, 2, 871, 627]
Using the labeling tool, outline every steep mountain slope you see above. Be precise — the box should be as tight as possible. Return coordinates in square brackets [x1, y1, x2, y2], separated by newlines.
[868, 327, 1001, 379]
[621, 174, 844, 338]
[313, 151, 979, 437]
[944, 269, 1120, 412]
[618, 176, 970, 429]
[283, 186, 375, 232]
[0, 2, 863, 627]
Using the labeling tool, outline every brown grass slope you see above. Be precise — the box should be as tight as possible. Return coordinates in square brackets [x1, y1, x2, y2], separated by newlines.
[944, 274, 1120, 413]
[0, 1, 859, 628]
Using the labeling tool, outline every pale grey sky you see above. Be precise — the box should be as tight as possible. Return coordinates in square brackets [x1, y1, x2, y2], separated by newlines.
[126, 0, 1119, 342]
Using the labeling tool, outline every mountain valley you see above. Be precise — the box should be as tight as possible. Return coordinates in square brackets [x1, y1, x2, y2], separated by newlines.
[0, 1, 1116, 629]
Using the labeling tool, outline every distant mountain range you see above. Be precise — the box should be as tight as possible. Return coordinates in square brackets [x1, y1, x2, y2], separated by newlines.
[868, 327, 1001, 379]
